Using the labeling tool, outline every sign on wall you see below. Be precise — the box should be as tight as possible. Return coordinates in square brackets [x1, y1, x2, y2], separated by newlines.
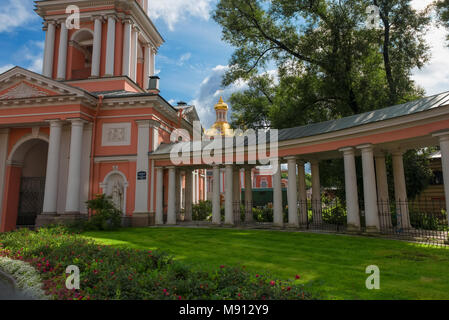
[137, 171, 147, 180]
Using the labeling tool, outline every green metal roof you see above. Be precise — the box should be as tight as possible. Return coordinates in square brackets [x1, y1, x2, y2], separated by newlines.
[277, 91, 449, 142]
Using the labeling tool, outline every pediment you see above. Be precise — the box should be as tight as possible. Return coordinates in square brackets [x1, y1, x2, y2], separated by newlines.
[0, 81, 54, 100]
[0, 66, 93, 102]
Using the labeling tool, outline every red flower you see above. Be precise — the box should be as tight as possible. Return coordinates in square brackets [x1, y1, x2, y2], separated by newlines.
[287, 287, 291, 291]
[238, 293, 241, 297]
[220, 265, 225, 269]
[295, 275, 300, 280]
[178, 296, 182, 300]
[270, 281, 275, 286]
[256, 274, 259, 278]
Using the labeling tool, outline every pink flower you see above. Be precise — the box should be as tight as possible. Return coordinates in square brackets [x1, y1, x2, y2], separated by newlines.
[270, 281, 275, 286]
[295, 275, 300, 280]
[256, 274, 259, 278]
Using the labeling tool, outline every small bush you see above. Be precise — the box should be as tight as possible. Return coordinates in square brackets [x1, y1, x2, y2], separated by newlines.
[78, 194, 122, 231]
[192, 201, 212, 221]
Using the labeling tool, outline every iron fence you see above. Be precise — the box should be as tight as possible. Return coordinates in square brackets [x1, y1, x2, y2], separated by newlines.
[378, 199, 448, 245]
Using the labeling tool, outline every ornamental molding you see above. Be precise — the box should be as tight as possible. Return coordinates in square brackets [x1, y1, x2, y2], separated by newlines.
[0, 83, 48, 100]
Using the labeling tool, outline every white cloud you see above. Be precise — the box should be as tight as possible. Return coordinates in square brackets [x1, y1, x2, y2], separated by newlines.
[411, 0, 449, 95]
[21, 41, 44, 74]
[190, 65, 248, 128]
[148, 0, 213, 31]
[0, 64, 14, 74]
[0, 0, 37, 33]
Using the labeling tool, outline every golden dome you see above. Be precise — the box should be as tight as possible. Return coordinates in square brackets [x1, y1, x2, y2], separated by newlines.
[214, 96, 229, 111]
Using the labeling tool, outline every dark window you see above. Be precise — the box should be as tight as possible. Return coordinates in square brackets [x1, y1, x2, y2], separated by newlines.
[431, 171, 444, 185]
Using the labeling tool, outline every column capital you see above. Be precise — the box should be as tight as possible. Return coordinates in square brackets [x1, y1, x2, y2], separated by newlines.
[0, 128, 9, 135]
[339, 146, 355, 154]
[356, 143, 374, 152]
[46, 119, 63, 127]
[91, 15, 105, 22]
[391, 149, 405, 157]
[135, 119, 160, 128]
[68, 118, 88, 126]
[284, 156, 298, 162]
[106, 14, 118, 21]
[433, 130, 449, 141]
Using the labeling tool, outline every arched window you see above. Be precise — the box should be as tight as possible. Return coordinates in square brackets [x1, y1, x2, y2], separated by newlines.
[69, 29, 94, 80]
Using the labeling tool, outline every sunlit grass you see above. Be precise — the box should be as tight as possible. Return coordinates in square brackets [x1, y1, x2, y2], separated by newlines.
[83, 227, 449, 300]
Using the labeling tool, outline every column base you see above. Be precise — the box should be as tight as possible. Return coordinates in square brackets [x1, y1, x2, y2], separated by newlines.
[131, 212, 151, 227]
[272, 223, 284, 229]
[365, 226, 380, 234]
[36, 213, 88, 227]
[346, 224, 361, 233]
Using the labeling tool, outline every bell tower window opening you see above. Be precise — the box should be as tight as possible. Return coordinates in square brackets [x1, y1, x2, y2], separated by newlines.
[69, 29, 94, 80]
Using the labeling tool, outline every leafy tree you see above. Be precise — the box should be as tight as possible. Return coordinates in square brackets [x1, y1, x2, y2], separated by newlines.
[435, 0, 449, 42]
[214, 0, 433, 199]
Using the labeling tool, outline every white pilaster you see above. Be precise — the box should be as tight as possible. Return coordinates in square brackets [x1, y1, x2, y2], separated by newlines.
[155, 167, 164, 225]
[134, 120, 151, 213]
[273, 160, 283, 227]
[143, 44, 150, 89]
[56, 22, 68, 80]
[311, 160, 322, 224]
[150, 47, 156, 76]
[375, 153, 392, 228]
[286, 157, 299, 227]
[357, 144, 379, 232]
[91, 17, 103, 77]
[167, 167, 176, 225]
[233, 168, 241, 221]
[224, 165, 234, 225]
[122, 21, 132, 77]
[212, 166, 221, 224]
[392, 151, 411, 229]
[340, 147, 360, 231]
[244, 167, 253, 223]
[130, 26, 139, 82]
[65, 119, 85, 213]
[297, 160, 308, 226]
[43, 22, 56, 77]
[43, 121, 63, 214]
[184, 170, 193, 221]
[105, 16, 116, 76]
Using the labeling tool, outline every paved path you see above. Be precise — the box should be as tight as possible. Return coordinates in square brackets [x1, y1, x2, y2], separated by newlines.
[0, 272, 34, 300]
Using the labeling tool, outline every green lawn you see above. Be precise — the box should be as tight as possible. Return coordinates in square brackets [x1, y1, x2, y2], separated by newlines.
[83, 227, 449, 300]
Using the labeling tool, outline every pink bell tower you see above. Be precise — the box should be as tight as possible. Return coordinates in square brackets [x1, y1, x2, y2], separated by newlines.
[35, 0, 164, 91]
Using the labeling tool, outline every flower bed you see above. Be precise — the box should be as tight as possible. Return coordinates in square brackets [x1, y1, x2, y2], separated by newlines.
[0, 227, 314, 300]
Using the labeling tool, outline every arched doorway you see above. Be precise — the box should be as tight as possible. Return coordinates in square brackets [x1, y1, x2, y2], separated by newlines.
[2, 137, 48, 231]
[100, 169, 128, 215]
[69, 29, 94, 80]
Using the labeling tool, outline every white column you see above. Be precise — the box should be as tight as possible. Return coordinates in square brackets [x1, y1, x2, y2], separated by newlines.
[286, 157, 299, 227]
[122, 21, 132, 77]
[130, 26, 139, 82]
[273, 160, 283, 227]
[65, 120, 85, 213]
[196, 171, 200, 203]
[143, 44, 150, 89]
[43, 121, 63, 214]
[56, 22, 68, 80]
[435, 132, 449, 227]
[212, 166, 221, 224]
[150, 47, 156, 76]
[91, 17, 103, 77]
[0, 129, 10, 230]
[357, 144, 379, 232]
[43, 22, 56, 77]
[134, 120, 150, 213]
[375, 153, 392, 228]
[244, 167, 253, 223]
[175, 170, 181, 219]
[224, 165, 234, 225]
[311, 160, 322, 224]
[105, 16, 116, 76]
[167, 167, 176, 225]
[233, 168, 241, 222]
[184, 170, 193, 221]
[340, 147, 361, 231]
[392, 151, 411, 229]
[297, 160, 308, 226]
[155, 167, 164, 225]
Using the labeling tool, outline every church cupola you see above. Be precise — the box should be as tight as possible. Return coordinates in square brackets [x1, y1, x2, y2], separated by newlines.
[205, 97, 233, 136]
[35, 0, 164, 91]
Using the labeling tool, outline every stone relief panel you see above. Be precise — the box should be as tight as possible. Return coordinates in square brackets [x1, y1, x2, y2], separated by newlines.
[101, 122, 131, 146]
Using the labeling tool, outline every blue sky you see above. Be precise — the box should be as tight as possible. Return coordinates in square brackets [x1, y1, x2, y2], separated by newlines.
[0, 0, 449, 129]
